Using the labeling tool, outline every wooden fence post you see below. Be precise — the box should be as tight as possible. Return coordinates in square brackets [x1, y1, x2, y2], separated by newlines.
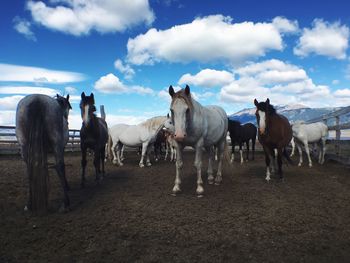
[100, 105, 106, 120]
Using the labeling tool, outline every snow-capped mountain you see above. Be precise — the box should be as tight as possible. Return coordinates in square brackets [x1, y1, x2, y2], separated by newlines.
[229, 104, 342, 124]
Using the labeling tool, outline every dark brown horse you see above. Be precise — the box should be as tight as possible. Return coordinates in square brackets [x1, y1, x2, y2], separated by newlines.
[254, 98, 293, 181]
[228, 119, 257, 164]
[80, 92, 108, 187]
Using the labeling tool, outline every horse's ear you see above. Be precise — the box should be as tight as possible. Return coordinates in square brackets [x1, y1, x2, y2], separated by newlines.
[66, 94, 70, 101]
[266, 98, 270, 105]
[254, 99, 258, 107]
[169, 85, 175, 97]
[90, 93, 95, 103]
[81, 92, 86, 99]
[185, 85, 190, 96]
[167, 113, 170, 118]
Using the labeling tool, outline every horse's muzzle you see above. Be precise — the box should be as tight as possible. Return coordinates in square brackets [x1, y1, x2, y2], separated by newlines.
[174, 132, 187, 142]
[259, 128, 265, 135]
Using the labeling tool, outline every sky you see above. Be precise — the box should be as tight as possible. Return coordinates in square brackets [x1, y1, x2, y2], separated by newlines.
[1, 0, 350, 129]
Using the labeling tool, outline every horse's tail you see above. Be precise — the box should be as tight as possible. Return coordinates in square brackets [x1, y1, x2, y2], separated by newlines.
[106, 133, 113, 161]
[26, 101, 49, 215]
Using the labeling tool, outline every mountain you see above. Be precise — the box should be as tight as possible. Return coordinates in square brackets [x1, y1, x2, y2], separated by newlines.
[229, 104, 343, 124]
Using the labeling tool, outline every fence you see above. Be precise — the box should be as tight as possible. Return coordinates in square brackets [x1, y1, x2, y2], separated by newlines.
[306, 105, 350, 165]
[0, 125, 81, 155]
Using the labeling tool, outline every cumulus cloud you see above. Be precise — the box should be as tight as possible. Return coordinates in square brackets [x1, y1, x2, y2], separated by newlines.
[271, 16, 299, 34]
[65, 86, 77, 94]
[294, 19, 349, 59]
[114, 59, 135, 80]
[0, 95, 25, 110]
[127, 15, 296, 65]
[178, 69, 234, 87]
[94, 73, 154, 95]
[26, 0, 154, 36]
[0, 63, 85, 83]
[219, 59, 337, 108]
[13, 16, 36, 41]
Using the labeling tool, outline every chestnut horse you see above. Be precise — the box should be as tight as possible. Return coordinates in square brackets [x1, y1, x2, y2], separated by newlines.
[254, 98, 293, 181]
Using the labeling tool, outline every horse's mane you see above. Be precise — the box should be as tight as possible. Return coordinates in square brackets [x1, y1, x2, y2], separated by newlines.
[170, 89, 194, 111]
[230, 119, 241, 125]
[141, 116, 167, 131]
[256, 101, 276, 115]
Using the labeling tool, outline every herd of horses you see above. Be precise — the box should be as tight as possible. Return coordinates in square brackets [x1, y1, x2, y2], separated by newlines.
[15, 85, 329, 214]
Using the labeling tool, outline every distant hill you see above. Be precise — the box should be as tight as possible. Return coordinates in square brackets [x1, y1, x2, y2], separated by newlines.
[228, 104, 343, 125]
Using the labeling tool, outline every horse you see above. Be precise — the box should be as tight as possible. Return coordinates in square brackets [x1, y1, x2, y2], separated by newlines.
[291, 121, 328, 167]
[163, 115, 177, 162]
[169, 85, 228, 197]
[109, 116, 168, 167]
[80, 92, 108, 188]
[254, 98, 293, 181]
[153, 129, 167, 161]
[16, 94, 72, 214]
[228, 119, 257, 164]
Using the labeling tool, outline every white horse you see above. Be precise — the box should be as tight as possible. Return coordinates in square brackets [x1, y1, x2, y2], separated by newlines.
[109, 116, 168, 167]
[169, 85, 228, 197]
[108, 124, 129, 165]
[291, 121, 328, 167]
[163, 116, 177, 162]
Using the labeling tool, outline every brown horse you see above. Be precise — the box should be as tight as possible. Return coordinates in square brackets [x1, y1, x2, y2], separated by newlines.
[254, 98, 293, 181]
[80, 92, 108, 187]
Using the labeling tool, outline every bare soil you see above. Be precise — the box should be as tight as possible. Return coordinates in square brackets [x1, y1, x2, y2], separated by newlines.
[1, 151, 350, 263]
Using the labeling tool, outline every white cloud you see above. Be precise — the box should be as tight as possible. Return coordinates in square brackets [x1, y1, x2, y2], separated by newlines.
[294, 19, 349, 59]
[114, 59, 135, 80]
[271, 16, 299, 34]
[13, 16, 36, 41]
[0, 111, 16, 126]
[332, 79, 339, 85]
[178, 69, 234, 87]
[0, 63, 85, 83]
[65, 86, 77, 94]
[27, 0, 154, 36]
[0, 86, 60, 96]
[127, 15, 295, 65]
[219, 59, 339, 108]
[334, 88, 350, 97]
[0, 95, 25, 110]
[94, 73, 154, 95]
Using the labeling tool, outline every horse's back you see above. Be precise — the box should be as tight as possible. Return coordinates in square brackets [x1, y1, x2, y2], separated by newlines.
[293, 122, 328, 142]
[203, 105, 228, 145]
[109, 124, 130, 140]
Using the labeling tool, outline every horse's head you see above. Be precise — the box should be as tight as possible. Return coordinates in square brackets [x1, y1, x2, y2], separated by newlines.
[80, 92, 96, 126]
[169, 85, 193, 142]
[56, 94, 72, 119]
[163, 113, 175, 134]
[254, 98, 276, 135]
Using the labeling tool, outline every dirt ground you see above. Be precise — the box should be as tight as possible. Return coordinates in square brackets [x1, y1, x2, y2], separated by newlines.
[1, 150, 350, 263]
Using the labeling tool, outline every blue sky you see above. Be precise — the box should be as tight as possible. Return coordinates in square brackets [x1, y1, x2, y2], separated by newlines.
[1, 0, 350, 128]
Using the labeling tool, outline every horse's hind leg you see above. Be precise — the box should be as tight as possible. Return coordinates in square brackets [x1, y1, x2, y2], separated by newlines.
[230, 141, 235, 163]
[252, 138, 255, 160]
[215, 138, 225, 185]
[320, 139, 326, 164]
[53, 145, 70, 211]
[245, 140, 250, 161]
[277, 148, 284, 180]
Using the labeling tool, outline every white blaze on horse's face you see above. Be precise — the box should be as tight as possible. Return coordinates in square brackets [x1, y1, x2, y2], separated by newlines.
[171, 99, 188, 141]
[83, 105, 90, 125]
[257, 110, 266, 134]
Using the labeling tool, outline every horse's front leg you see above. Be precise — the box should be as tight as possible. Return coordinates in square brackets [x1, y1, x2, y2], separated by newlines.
[93, 148, 101, 182]
[304, 141, 313, 167]
[100, 146, 106, 179]
[172, 144, 183, 195]
[263, 147, 271, 181]
[246, 141, 250, 161]
[239, 143, 243, 164]
[115, 142, 124, 166]
[146, 144, 152, 167]
[277, 148, 284, 180]
[230, 142, 235, 163]
[139, 142, 149, 167]
[81, 146, 87, 188]
[206, 146, 214, 185]
[194, 139, 204, 197]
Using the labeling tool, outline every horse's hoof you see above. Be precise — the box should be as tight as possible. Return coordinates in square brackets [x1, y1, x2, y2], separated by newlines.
[171, 193, 177, 197]
[139, 164, 145, 168]
[146, 163, 152, 167]
[214, 182, 221, 186]
[24, 205, 29, 212]
[208, 180, 214, 185]
[197, 194, 204, 198]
